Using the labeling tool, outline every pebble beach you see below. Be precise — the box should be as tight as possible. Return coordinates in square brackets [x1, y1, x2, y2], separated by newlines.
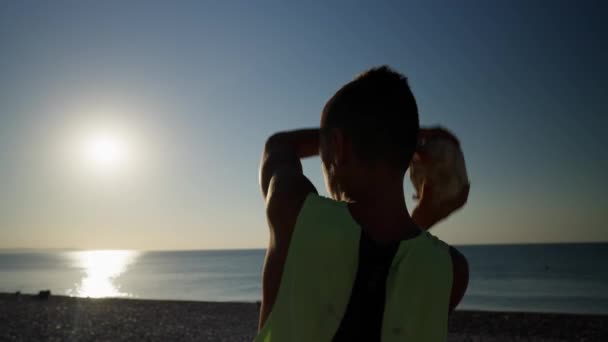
[1, 293, 606, 341]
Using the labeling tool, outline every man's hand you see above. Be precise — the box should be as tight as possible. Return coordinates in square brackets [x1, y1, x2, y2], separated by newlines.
[417, 126, 461, 147]
[411, 127, 469, 230]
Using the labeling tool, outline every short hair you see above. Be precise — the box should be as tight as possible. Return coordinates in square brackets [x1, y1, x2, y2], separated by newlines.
[321, 65, 419, 173]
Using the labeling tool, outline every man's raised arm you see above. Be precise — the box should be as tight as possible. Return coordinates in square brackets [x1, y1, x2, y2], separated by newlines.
[257, 129, 319, 329]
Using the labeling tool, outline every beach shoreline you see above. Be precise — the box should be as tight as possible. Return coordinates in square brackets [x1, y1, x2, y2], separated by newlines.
[1, 293, 606, 341]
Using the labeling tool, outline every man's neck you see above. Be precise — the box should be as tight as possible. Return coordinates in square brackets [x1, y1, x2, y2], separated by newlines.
[345, 184, 420, 243]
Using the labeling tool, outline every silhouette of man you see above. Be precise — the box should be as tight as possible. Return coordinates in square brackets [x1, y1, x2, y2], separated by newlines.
[256, 66, 469, 341]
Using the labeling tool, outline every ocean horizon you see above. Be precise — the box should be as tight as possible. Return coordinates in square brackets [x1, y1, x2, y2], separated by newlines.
[1, 242, 607, 315]
[3, 241, 606, 249]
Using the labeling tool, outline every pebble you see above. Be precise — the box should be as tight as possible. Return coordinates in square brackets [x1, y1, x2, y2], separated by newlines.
[1, 293, 606, 341]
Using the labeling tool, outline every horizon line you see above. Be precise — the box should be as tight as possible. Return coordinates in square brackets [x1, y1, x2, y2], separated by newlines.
[1, 240, 607, 252]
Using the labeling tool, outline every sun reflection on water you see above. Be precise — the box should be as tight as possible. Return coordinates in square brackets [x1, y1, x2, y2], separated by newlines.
[68, 250, 139, 298]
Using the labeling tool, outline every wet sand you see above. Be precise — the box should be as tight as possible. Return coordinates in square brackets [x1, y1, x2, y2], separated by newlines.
[1, 293, 606, 341]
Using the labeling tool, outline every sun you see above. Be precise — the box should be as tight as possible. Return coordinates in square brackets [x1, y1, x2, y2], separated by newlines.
[81, 131, 130, 173]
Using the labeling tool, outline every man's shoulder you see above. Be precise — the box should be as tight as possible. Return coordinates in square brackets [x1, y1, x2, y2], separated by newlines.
[416, 231, 451, 252]
[303, 193, 343, 209]
[293, 193, 349, 226]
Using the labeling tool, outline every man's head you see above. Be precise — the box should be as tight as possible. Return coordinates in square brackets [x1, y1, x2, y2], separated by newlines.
[320, 66, 419, 200]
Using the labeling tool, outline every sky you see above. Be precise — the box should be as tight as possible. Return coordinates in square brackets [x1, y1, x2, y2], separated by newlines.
[0, 0, 606, 250]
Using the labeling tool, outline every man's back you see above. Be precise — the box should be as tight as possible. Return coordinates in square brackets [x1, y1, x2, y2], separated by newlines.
[333, 229, 401, 341]
[255, 194, 454, 342]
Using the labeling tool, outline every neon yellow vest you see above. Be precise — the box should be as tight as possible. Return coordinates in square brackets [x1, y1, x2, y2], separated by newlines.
[256, 194, 453, 341]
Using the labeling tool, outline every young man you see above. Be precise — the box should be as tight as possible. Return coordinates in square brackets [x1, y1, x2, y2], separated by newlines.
[256, 66, 469, 341]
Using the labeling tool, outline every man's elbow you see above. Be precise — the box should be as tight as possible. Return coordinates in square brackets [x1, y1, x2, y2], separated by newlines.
[260, 132, 295, 198]
[264, 132, 290, 153]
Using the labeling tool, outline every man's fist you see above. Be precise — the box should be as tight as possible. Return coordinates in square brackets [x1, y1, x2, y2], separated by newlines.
[410, 126, 470, 229]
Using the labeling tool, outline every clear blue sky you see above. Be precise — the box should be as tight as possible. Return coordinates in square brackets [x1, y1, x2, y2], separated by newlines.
[0, 0, 606, 249]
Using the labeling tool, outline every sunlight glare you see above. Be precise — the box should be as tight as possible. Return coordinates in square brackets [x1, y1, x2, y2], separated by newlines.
[69, 250, 139, 298]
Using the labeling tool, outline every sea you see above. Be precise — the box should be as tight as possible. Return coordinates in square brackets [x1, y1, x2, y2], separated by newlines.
[1, 243, 607, 315]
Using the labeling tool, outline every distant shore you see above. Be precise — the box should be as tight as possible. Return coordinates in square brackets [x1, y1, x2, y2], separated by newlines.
[1, 293, 606, 341]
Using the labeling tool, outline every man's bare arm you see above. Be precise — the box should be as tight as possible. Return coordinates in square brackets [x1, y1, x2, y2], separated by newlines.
[448, 246, 469, 313]
[258, 129, 319, 330]
[411, 184, 470, 230]
[410, 127, 470, 311]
